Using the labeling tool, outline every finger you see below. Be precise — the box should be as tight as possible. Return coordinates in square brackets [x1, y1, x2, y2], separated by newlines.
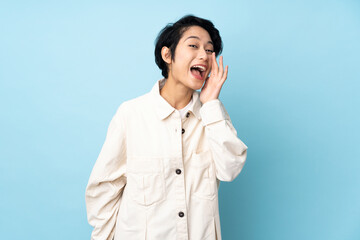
[221, 65, 228, 82]
[212, 52, 218, 75]
[219, 55, 224, 79]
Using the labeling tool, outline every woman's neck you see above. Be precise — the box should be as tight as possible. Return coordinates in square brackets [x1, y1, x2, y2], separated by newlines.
[160, 77, 193, 110]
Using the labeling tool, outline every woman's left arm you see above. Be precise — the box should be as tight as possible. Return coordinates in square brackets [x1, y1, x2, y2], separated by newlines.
[200, 99, 248, 182]
[200, 53, 248, 182]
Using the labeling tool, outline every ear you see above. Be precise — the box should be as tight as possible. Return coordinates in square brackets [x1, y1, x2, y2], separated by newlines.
[161, 46, 172, 65]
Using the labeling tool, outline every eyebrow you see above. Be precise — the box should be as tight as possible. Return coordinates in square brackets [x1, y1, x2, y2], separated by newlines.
[184, 36, 213, 46]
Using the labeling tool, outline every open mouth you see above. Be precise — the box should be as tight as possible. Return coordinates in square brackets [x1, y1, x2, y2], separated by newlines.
[190, 65, 207, 80]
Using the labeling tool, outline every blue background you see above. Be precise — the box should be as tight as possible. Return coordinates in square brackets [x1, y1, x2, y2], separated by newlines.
[1, 1, 359, 239]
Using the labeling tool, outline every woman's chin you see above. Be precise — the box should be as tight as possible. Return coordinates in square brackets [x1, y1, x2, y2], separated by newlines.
[188, 78, 205, 90]
[189, 81, 204, 91]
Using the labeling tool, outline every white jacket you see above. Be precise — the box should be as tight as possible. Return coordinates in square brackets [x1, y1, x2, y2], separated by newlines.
[85, 78, 248, 240]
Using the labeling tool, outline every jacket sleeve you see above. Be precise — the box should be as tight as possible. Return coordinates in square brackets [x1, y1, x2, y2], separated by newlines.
[200, 99, 248, 182]
[85, 104, 127, 240]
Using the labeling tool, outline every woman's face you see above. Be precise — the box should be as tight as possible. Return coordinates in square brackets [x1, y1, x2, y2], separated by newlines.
[165, 26, 214, 90]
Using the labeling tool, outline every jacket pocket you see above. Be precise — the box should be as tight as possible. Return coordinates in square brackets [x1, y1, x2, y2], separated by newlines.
[188, 150, 217, 200]
[127, 158, 166, 206]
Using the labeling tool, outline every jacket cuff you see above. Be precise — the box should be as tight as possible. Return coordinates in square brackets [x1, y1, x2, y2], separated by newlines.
[200, 99, 226, 125]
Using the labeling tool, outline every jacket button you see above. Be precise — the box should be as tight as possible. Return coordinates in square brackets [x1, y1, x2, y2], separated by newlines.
[186, 112, 190, 118]
[182, 128, 185, 134]
[175, 169, 181, 175]
[178, 211, 184, 218]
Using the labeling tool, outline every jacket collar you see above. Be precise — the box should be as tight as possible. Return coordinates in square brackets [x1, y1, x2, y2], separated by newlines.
[151, 78, 202, 120]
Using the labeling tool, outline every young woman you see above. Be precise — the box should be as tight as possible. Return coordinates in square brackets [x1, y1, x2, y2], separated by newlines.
[85, 15, 248, 240]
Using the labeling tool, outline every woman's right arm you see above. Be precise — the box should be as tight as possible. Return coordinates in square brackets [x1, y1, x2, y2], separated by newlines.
[85, 104, 127, 240]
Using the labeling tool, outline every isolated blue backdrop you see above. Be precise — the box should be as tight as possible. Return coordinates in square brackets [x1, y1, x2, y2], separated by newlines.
[0, 1, 359, 239]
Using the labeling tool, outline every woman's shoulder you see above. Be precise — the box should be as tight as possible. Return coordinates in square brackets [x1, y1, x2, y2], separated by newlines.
[115, 92, 153, 115]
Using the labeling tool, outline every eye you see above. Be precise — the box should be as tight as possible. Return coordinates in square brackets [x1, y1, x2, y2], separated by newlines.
[189, 44, 214, 53]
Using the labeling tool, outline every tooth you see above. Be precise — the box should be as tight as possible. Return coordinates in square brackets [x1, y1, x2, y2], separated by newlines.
[194, 66, 205, 71]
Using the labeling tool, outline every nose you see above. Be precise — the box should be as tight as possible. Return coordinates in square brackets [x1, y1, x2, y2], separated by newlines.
[198, 47, 209, 61]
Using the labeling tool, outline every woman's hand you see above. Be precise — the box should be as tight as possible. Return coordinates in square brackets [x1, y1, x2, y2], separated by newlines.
[200, 52, 228, 104]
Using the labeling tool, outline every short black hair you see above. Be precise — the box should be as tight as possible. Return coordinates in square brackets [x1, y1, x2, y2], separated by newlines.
[154, 15, 223, 79]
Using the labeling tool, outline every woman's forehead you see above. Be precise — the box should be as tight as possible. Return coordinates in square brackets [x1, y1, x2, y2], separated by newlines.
[181, 26, 212, 42]
[180, 26, 214, 45]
